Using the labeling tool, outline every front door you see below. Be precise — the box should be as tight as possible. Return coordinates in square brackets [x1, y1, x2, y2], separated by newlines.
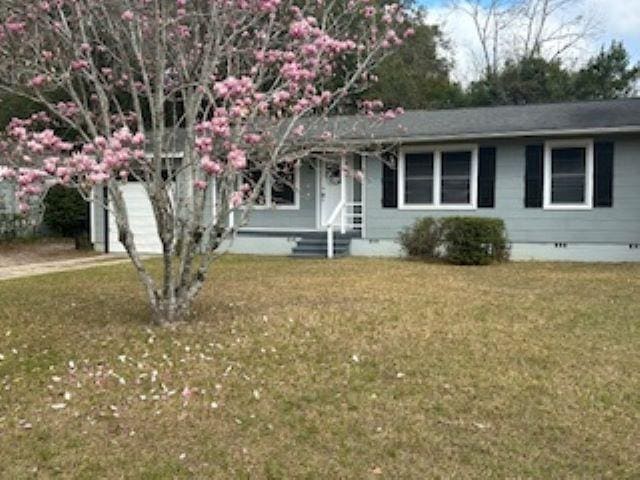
[320, 160, 344, 226]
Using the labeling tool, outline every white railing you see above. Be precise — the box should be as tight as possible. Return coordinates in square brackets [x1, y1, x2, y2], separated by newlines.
[325, 199, 346, 259]
[324, 156, 368, 258]
[345, 202, 363, 231]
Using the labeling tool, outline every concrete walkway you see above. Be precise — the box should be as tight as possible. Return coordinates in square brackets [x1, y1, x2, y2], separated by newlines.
[0, 255, 131, 281]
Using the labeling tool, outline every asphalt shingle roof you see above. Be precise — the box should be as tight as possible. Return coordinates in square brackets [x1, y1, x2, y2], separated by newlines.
[332, 98, 640, 143]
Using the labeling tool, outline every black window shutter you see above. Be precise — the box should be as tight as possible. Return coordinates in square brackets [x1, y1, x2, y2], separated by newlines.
[477, 147, 496, 208]
[594, 142, 614, 208]
[382, 156, 397, 208]
[525, 144, 543, 208]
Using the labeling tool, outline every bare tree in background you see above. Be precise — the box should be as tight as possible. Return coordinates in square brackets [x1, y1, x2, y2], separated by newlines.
[449, 0, 599, 77]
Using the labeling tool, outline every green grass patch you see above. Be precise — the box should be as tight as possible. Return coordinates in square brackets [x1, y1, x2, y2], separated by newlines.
[1, 256, 639, 477]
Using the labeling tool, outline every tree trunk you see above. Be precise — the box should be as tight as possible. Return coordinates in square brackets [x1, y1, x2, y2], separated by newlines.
[151, 292, 192, 325]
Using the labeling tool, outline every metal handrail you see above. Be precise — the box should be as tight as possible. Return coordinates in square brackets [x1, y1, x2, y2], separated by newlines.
[325, 199, 346, 259]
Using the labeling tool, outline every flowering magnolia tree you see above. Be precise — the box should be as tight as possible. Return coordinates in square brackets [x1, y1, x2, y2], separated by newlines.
[0, 0, 410, 324]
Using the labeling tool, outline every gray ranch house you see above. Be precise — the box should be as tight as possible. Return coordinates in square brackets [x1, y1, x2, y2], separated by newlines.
[92, 98, 640, 262]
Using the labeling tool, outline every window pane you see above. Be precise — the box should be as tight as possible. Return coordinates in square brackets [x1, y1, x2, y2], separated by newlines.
[404, 153, 433, 204]
[272, 168, 295, 206]
[244, 168, 266, 205]
[552, 147, 585, 204]
[441, 151, 471, 204]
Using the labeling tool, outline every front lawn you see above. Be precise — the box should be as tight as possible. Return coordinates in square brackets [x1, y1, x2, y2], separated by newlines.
[1, 257, 639, 478]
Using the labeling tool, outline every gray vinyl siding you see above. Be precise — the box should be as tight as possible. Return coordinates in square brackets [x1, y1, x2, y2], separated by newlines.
[92, 187, 106, 250]
[364, 135, 640, 244]
[242, 161, 317, 229]
[0, 181, 16, 214]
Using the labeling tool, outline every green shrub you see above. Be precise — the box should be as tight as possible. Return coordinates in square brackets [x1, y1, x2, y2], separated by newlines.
[441, 217, 509, 265]
[399, 217, 442, 260]
[398, 216, 509, 265]
[43, 185, 88, 242]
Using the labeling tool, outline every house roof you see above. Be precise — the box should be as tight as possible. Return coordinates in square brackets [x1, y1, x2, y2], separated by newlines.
[165, 98, 640, 152]
[332, 98, 640, 144]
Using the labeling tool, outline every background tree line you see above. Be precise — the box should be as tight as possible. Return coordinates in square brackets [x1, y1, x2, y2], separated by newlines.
[1, 0, 638, 119]
[367, 0, 639, 109]
[369, 31, 638, 110]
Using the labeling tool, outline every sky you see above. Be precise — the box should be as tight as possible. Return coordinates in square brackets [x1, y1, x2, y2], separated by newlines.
[418, 0, 640, 84]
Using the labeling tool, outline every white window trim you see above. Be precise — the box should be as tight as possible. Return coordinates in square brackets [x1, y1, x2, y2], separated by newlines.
[251, 163, 301, 211]
[398, 144, 479, 210]
[543, 139, 594, 210]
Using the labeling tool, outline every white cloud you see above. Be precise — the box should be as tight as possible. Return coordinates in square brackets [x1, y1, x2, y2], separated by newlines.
[585, 0, 640, 56]
[426, 0, 640, 84]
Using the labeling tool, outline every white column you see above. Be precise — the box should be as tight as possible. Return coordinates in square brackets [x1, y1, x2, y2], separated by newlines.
[340, 155, 347, 234]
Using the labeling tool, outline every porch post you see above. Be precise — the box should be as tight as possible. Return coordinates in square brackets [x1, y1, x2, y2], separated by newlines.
[340, 155, 347, 234]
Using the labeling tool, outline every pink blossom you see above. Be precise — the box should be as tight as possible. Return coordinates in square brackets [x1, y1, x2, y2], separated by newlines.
[28, 75, 49, 88]
[94, 136, 108, 149]
[214, 76, 254, 99]
[258, 0, 281, 13]
[5, 22, 26, 34]
[243, 133, 262, 145]
[121, 10, 135, 21]
[227, 147, 247, 170]
[280, 61, 315, 83]
[82, 144, 96, 155]
[272, 90, 291, 106]
[289, 19, 317, 39]
[177, 25, 191, 38]
[230, 191, 244, 208]
[131, 132, 145, 146]
[194, 180, 207, 191]
[113, 127, 133, 144]
[0, 167, 16, 180]
[9, 126, 28, 141]
[211, 117, 230, 137]
[71, 59, 89, 71]
[181, 386, 192, 400]
[88, 172, 110, 185]
[27, 140, 44, 154]
[381, 107, 403, 120]
[195, 136, 213, 154]
[201, 156, 222, 176]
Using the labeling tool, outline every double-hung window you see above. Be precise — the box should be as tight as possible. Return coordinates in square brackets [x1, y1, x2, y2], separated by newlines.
[243, 164, 299, 209]
[441, 151, 472, 204]
[404, 153, 434, 204]
[543, 140, 593, 210]
[271, 167, 297, 207]
[398, 145, 478, 209]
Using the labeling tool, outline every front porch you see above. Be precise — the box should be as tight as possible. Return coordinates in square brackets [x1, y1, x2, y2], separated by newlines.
[235, 157, 365, 257]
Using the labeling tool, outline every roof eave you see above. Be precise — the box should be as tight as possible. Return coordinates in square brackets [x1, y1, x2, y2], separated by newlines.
[336, 125, 640, 146]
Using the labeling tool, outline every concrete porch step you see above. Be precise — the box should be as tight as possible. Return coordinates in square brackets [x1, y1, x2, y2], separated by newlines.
[290, 250, 349, 259]
[290, 232, 353, 258]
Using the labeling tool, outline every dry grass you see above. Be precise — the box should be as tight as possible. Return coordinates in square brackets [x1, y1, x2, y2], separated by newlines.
[1, 256, 639, 478]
